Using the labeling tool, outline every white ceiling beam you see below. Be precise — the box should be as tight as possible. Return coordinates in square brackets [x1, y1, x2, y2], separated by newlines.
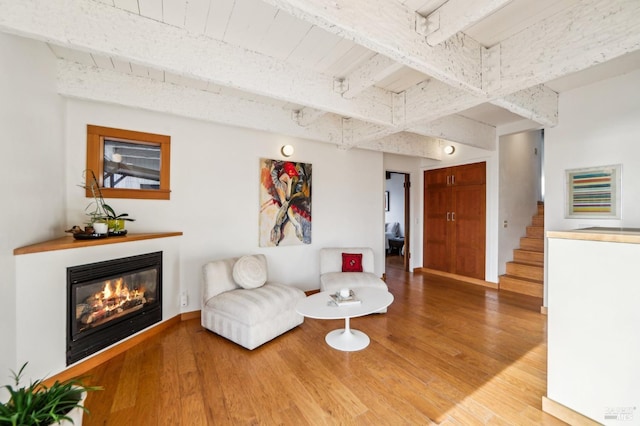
[408, 115, 496, 151]
[293, 54, 405, 126]
[292, 107, 327, 127]
[58, 60, 437, 158]
[0, 0, 394, 126]
[259, 0, 484, 94]
[419, 0, 514, 46]
[57, 60, 343, 144]
[342, 54, 405, 99]
[491, 0, 640, 96]
[357, 132, 442, 160]
[404, 79, 485, 125]
[351, 113, 496, 151]
[490, 85, 558, 127]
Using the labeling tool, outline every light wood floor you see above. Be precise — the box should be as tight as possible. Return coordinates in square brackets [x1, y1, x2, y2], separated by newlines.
[81, 266, 564, 425]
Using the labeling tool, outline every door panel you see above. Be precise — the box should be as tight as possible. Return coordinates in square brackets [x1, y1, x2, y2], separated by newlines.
[424, 185, 450, 272]
[452, 162, 486, 186]
[452, 184, 486, 279]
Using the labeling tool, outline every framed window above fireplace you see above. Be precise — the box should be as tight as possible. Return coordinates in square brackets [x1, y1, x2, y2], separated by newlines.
[86, 125, 171, 200]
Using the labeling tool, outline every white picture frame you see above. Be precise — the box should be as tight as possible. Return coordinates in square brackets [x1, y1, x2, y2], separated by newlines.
[565, 164, 621, 219]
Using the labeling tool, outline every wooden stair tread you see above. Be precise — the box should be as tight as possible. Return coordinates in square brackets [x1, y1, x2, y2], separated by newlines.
[508, 260, 542, 267]
[500, 274, 542, 284]
[499, 275, 544, 298]
[505, 261, 543, 281]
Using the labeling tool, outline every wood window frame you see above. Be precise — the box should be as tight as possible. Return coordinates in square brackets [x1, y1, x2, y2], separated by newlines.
[86, 125, 171, 200]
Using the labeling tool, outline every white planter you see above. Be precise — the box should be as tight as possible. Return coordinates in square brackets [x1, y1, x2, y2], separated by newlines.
[50, 390, 86, 426]
[92, 222, 108, 235]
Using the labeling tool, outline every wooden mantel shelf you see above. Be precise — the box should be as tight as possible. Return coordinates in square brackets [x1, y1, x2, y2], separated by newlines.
[14, 232, 183, 255]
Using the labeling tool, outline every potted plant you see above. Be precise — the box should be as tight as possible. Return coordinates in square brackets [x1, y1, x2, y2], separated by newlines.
[82, 170, 134, 235]
[0, 363, 101, 425]
[102, 204, 135, 234]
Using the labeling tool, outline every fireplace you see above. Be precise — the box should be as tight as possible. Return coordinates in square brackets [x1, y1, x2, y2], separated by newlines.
[67, 251, 162, 365]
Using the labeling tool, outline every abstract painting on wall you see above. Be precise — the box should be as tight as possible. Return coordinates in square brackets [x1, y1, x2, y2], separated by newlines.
[259, 158, 312, 247]
[565, 164, 621, 219]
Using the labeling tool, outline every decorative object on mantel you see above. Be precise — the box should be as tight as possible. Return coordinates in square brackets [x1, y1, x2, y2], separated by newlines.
[0, 362, 101, 426]
[67, 170, 135, 239]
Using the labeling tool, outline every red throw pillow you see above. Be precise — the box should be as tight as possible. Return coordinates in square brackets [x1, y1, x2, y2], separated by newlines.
[342, 253, 363, 272]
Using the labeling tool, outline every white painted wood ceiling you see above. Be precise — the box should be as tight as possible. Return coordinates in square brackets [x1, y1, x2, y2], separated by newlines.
[1, 0, 639, 158]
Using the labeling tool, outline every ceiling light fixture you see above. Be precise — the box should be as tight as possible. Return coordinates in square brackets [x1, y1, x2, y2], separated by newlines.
[281, 144, 294, 157]
[443, 145, 455, 155]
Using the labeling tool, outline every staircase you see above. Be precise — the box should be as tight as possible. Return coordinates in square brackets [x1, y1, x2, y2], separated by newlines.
[499, 202, 544, 298]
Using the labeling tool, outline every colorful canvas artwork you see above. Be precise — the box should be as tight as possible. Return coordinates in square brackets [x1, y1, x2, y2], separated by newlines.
[565, 164, 621, 219]
[259, 158, 312, 247]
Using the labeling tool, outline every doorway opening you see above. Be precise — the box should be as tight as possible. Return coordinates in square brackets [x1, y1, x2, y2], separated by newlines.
[385, 171, 410, 271]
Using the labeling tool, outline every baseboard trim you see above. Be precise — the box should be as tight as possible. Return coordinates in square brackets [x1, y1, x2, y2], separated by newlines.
[181, 310, 201, 321]
[416, 268, 499, 289]
[43, 312, 198, 386]
[542, 397, 600, 425]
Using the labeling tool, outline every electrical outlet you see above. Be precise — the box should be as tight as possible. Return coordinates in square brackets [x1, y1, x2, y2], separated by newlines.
[180, 291, 188, 307]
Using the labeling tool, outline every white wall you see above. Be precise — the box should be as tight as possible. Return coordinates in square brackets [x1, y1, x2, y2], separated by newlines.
[420, 143, 500, 283]
[0, 33, 65, 383]
[544, 69, 640, 302]
[498, 130, 543, 275]
[64, 99, 386, 304]
[545, 70, 640, 231]
[384, 172, 404, 235]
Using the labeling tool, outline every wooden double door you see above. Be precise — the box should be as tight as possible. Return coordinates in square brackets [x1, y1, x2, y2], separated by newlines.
[423, 162, 486, 280]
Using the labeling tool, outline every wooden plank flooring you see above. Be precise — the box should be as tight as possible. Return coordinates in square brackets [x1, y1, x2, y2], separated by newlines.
[81, 261, 564, 425]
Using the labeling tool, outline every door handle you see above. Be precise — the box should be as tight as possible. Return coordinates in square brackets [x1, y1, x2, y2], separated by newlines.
[451, 175, 455, 185]
[446, 175, 450, 185]
[452, 212, 456, 221]
[446, 212, 451, 221]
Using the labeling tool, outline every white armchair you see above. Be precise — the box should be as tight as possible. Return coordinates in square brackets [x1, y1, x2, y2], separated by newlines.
[201, 254, 305, 350]
[319, 247, 388, 313]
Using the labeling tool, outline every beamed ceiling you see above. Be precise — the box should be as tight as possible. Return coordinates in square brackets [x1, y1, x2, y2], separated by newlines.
[1, 0, 639, 159]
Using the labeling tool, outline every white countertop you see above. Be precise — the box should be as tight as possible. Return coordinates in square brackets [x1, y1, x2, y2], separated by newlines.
[547, 227, 640, 244]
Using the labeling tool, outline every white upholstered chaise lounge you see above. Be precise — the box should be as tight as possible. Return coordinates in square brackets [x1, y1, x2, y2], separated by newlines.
[201, 254, 305, 350]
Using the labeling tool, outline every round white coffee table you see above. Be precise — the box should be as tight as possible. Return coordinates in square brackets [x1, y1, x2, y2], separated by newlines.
[296, 287, 394, 351]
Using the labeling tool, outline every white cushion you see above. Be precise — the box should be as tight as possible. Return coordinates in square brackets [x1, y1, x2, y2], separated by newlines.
[320, 271, 388, 293]
[233, 255, 267, 289]
[202, 257, 240, 300]
[204, 283, 303, 326]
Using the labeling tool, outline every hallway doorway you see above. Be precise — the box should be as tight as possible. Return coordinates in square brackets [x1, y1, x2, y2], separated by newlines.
[385, 171, 410, 272]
